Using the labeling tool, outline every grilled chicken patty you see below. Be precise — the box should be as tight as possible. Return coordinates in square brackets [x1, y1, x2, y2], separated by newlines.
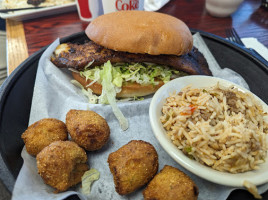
[51, 41, 211, 75]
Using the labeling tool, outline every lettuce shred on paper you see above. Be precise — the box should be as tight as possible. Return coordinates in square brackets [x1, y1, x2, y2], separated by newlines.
[81, 168, 100, 196]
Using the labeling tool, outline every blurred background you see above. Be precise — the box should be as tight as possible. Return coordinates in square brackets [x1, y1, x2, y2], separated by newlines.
[0, 18, 7, 87]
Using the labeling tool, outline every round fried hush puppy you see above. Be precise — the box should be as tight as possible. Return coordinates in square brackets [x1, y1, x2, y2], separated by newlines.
[108, 140, 158, 195]
[66, 109, 110, 151]
[143, 165, 199, 200]
[21, 118, 68, 156]
[36, 141, 89, 192]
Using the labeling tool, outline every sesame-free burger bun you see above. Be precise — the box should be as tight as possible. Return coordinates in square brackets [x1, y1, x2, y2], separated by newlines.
[72, 72, 164, 98]
[85, 11, 193, 56]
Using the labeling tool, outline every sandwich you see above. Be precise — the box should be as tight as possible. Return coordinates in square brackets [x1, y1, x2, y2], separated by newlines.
[51, 10, 211, 99]
[50, 11, 211, 130]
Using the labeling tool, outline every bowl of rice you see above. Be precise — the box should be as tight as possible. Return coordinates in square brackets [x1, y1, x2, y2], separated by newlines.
[149, 76, 268, 187]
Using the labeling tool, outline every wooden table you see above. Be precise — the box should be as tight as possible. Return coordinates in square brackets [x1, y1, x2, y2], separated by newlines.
[6, 0, 268, 75]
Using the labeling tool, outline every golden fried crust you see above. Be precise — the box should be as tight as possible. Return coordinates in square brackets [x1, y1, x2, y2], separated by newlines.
[66, 109, 110, 151]
[108, 140, 159, 195]
[143, 165, 199, 200]
[21, 118, 68, 156]
[36, 141, 88, 192]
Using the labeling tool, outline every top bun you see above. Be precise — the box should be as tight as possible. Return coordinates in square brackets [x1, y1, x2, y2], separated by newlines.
[85, 11, 193, 56]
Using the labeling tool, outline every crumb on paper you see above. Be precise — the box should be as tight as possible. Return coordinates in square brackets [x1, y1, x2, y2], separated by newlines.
[81, 168, 100, 196]
[243, 180, 262, 199]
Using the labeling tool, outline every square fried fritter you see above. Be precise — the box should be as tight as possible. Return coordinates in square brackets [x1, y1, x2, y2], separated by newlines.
[36, 141, 89, 192]
[21, 118, 68, 156]
[108, 140, 158, 195]
[66, 109, 110, 151]
[143, 165, 199, 200]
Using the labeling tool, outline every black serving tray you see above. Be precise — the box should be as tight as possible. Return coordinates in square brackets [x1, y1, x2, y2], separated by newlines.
[0, 30, 268, 200]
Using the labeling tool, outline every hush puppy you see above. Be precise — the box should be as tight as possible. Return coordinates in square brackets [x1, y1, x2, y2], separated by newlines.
[36, 141, 89, 192]
[21, 118, 68, 156]
[143, 165, 199, 200]
[66, 109, 110, 151]
[108, 140, 158, 195]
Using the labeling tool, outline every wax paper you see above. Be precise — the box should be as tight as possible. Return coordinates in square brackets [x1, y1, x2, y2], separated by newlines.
[144, 0, 170, 11]
[11, 33, 268, 200]
[242, 37, 268, 61]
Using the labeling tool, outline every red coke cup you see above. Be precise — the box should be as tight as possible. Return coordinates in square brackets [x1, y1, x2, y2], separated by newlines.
[76, 0, 144, 21]
[76, 0, 104, 21]
[102, 0, 144, 14]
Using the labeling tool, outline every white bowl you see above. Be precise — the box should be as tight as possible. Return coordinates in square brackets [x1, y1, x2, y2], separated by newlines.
[149, 75, 268, 187]
[205, 0, 244, 17]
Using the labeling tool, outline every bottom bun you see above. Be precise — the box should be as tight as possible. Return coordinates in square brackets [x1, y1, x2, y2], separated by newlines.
[72, 72, 164, 98]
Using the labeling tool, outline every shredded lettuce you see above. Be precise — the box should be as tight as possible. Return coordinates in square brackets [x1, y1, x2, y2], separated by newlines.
[71, 80, 99, 104]
[79, 62, 187, 88]
[72, 61, 187, 131]
[81, 168, 100, 196]
[99, 61, 129, 130]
